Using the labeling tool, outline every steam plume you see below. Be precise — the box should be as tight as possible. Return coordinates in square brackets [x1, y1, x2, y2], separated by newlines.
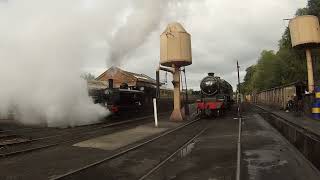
[0, 0, 178, 127]
[0, 0, 120, 127]
[108, 0, 171, 65]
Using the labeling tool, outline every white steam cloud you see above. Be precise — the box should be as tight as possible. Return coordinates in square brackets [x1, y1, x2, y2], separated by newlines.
[109, 0, 171, 65]
[0, 0, 116, 127]
[0, 0, 176, 127]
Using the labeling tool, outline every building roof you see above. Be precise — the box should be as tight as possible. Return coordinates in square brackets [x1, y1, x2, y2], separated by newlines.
[96, 66, 157, 85]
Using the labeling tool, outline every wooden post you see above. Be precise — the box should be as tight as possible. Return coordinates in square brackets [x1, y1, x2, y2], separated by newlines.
[306, 49, 315, 93]
[153, 98, 158, 127]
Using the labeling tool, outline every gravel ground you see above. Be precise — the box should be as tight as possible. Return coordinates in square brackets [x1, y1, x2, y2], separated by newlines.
[0, 114, 176, 180]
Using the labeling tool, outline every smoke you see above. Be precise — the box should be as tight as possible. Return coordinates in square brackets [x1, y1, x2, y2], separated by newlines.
[0, 0, 180, 127]
[0, 0, 124, 127]
[108, 0, 173, 65]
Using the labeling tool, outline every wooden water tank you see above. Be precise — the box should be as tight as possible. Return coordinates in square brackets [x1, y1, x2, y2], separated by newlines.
[160, 22, 192, 67]
[289, 15, 320, 48]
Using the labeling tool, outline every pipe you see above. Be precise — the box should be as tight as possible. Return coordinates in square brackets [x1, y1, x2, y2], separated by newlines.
[183, 68, 190, 116]
[170, 65, 183, 121]
[158, 65, 174, 74]
[306, 49, 315, 93]
[156, 70, 160, 98]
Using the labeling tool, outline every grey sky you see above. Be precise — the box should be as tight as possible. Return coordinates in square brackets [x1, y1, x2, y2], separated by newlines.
[81, 0, 307, 90]
[1, 0, 307, 90]
[0, 0, 308, 126]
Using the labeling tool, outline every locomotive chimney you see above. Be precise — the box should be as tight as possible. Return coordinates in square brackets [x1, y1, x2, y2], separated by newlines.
[108, 79, 114, 89]
[208, 73, 214, 76]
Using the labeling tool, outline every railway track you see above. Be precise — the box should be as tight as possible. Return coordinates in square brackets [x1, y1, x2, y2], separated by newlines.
[0, 114, 165, 158]
[0, 114, 157, 146]
[138, 127, 207, 180]
[0, 114, 155, 135]
[50, 117, 203, 180]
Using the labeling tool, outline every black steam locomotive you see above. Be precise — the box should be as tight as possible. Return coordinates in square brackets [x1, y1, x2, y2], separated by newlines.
[91, 79, 147, 115]
[197, 73, 233, 117]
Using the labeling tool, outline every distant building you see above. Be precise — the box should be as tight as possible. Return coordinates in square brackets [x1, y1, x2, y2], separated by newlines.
[95, 66, 157, 89]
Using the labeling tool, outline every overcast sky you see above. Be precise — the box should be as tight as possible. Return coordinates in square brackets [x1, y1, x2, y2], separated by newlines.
[82, 0, 307, 90]
[1, 0, 308, 90]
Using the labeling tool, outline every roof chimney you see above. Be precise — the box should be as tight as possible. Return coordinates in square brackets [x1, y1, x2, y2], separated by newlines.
[108, 79, 113, 89]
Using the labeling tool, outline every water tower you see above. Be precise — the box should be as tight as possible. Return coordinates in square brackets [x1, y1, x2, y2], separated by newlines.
[157, 22, 192, 122]
[289, 15, 320, 92]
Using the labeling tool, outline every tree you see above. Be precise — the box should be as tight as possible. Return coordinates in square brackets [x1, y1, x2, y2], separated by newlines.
[241, 0, 320, 95]
[307, 0, 320, 17]
[81, 72, 95, 81]
[241, 65, 257, 94]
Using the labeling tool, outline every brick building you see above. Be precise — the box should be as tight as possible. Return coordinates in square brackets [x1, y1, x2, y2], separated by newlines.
[95, 66, 157, 89]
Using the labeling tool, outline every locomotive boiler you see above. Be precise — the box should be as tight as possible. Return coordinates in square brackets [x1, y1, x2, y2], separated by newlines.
[197, 73, 233, 117]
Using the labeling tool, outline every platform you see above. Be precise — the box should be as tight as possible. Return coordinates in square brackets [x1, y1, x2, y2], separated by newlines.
[73, 124, 168, 150]
[255, 104, 320, 136]
[241, 113, 320, 180]
[146, 105, 320, 180]
[0, 105, 319, 179]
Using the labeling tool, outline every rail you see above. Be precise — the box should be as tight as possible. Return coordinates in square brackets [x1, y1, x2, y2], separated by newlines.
[51, 117, 202, 180]
[0, 114, 165, 158]
[138, 127, 207, 180]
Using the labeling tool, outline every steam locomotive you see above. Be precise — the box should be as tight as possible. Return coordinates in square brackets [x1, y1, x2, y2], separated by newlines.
[89, 79, 174, 116]
[197, 73, 233, 117]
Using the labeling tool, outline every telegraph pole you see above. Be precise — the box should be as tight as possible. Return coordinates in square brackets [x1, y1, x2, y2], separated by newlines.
[236, 60, 242, 180]
[237, 60, 241, 115]
[183, 67, 190, 116]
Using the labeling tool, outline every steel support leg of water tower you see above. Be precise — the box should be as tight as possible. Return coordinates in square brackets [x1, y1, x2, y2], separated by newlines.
[170, 66, 184, 122]
[306, 49, 315, 93]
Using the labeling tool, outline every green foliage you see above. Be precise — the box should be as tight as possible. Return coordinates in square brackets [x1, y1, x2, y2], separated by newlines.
[307, 0, 320, 17]
[295, 8, 309, 16]
[80, 72, 96, 81]
[242, 0, 320, 94]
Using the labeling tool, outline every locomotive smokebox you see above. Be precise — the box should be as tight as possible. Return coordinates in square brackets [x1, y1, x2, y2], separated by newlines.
[200, 75, 232, 96]
[160, 22, 192, 67]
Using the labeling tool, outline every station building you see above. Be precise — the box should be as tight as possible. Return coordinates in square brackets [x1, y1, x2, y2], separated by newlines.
[95, 66, 157, 90]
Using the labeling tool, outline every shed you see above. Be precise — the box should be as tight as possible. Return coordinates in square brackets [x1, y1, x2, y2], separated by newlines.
[96, 66, 157, 89]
